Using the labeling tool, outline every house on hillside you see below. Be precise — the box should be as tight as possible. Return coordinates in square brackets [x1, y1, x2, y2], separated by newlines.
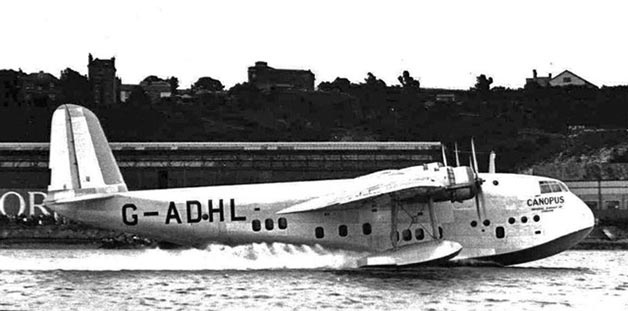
[526, 70, 552, 87]
[549, 70, 597, 88]
[526, 69, 597, 88]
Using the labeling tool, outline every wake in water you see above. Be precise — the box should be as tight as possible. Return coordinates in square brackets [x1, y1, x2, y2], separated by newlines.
[0, 243, 368, 271]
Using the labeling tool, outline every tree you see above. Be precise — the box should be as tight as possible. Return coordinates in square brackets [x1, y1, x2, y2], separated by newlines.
[142, 75, 163, 85]
[167, 77, 179, 94]
[318, 77, 351, 92]
[364, 72, 386, 88]
[397, 70, 420, 89]
[191, 77, 224, 93]
[59, 68, 91, 105]
[474, 74, 493, 93]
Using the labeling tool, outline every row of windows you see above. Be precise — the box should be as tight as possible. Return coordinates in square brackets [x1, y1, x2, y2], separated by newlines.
[539, 180, 568, 194]
[471, 214, 541, 228]
[316, 223, 372, 239]
[469, 215, 542, 239]
[251, 217, 288, 232]
[469, 219, 506, 239]
[508, 214, 541, 224]
[314, 225, 443, 240]
[470, 219, 491, 227]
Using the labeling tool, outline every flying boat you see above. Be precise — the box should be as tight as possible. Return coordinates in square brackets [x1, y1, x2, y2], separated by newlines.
[45, 105, 594, 267]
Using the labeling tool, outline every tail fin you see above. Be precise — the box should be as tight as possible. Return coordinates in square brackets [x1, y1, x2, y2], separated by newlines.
[47, 105, 127, 202]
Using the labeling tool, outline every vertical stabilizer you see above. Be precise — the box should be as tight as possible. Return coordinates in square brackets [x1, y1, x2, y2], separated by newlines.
[48, 105, 127, 202]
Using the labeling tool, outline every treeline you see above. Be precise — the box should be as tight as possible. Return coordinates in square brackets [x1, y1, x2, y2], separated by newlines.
[2, 71, 628, 172]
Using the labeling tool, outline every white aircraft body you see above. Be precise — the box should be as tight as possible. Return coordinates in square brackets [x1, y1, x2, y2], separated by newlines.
[45, 105, 594, 267]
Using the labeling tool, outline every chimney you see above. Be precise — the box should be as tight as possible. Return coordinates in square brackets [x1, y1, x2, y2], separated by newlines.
[88, 53, 93, 64]
[549, 73, 552, 79]
[533, 69, 537, 78]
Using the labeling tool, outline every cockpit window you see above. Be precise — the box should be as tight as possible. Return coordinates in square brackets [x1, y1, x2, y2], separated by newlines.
[549, 183, 561, 193]
[539, 180, 567, 194]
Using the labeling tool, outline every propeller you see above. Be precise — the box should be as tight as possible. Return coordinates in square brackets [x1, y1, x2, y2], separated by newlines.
[471, 138, 479, 173]
[441, 145, 448, 166]
[454, 142, 460, 167]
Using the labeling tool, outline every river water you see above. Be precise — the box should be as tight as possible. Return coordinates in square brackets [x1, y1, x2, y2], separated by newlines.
[0, 244, 626, 310]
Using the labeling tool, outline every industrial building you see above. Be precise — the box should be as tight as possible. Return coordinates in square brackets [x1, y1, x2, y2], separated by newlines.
[2, 141, 625, 223]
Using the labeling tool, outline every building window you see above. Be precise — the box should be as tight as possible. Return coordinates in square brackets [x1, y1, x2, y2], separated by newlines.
[338, 225, 348, 237]
[158, 170, 168, 189]
[362, 223, 372, 235]
[415, 228, 424, 240]
[605, 200, 620, 209]
[402, 229, 412, 241]
[563, 77, 572, 83]
[252, 220, 261, 232]
[278, 217, 287, 230]
[315, 227, 324, 239]
[265, 219, 274, 230]
[496, 226, 505, 239]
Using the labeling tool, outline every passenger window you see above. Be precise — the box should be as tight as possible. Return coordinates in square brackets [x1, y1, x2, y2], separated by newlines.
[415, 228, 424, 240]
[605, 201, 620, 209]
[315, 227, 324, 239]
[265, 219, 274, 230]
[496, 226, 505, 239]
[278, 217, 287, 229]
[362, 223, 372, 235]
[402, 229, 411, 241]
[338, 225, 348, 237]
[252, 220, 261, 232]
[438, 226, 443, 238]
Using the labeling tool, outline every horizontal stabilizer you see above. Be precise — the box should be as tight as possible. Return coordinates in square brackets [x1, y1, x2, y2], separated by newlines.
[46, 193, 117, 205]
[357, 240, 462, 267]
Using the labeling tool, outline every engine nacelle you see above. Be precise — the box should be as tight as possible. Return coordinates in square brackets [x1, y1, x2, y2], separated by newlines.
[433, 166, 479, 202]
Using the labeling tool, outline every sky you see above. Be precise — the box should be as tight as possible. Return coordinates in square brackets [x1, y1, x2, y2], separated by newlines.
[1, 0, 627, 89]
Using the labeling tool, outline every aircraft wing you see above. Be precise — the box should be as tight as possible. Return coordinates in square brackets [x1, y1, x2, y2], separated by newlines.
[277, 164, 474, 214]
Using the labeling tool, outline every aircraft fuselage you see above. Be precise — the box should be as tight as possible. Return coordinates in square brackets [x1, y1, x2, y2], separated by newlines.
[51, 172, 594, 265]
